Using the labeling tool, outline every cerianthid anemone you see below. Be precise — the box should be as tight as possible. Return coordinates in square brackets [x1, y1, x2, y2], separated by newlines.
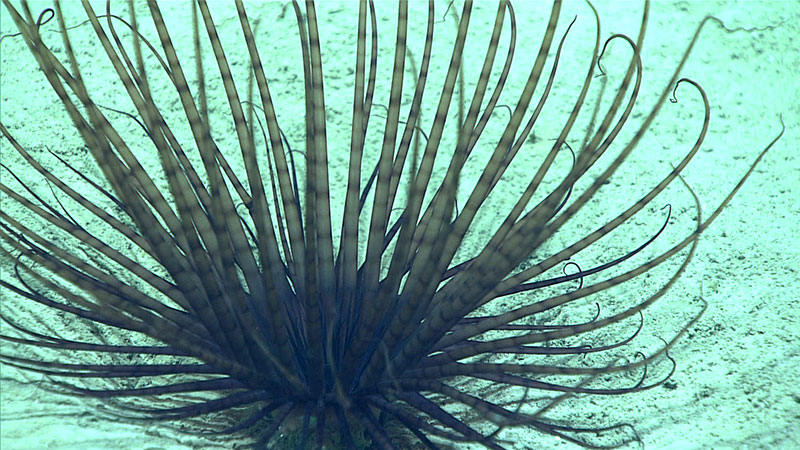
[0, 0, 785, 449]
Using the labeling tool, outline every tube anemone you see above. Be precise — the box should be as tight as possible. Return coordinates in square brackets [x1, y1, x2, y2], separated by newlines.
[0, 1, 783, 448]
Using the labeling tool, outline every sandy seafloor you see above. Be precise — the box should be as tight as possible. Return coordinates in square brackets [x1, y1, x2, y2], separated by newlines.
[0, 1, 798, 449]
